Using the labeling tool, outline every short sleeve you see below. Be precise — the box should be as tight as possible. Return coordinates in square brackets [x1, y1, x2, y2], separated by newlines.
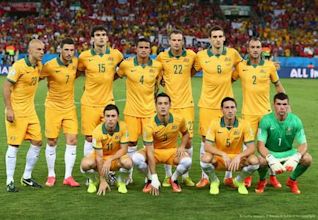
[7, 63, 21, 83]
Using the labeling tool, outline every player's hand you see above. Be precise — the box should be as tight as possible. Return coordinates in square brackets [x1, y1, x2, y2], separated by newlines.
[273, 61, 281, 70]
[177, 147, 187, 159]
[283, 152, 301, 172]
[150, 174, 160, 196]
[102, 159, 112, 178]
[6, 108, 14, 123]
[228, 155, 241, 172]
[266, 154, 285, 174]
[222, 154, 231, 168]
[97, 179, 111, 196]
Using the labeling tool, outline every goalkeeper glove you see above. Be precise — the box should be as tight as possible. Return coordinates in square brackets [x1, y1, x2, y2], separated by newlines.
[266, 154, 286, 174]
[283, 152, 302, 172]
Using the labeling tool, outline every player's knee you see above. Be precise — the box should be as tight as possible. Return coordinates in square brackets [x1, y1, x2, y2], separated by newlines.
[200, 153, 212, 163]
[248, 155, 259, 165]
[185, 138, 192, 148]
[132, 152, 146, 169]
[258, 156, 267, 166]
[47, 138, 57, 146]
[180, 157, 192, 169]
[121, 157, 133, 169]
[66, 136, 77, 145]
[200, 160, 212, 169]
[31, 140, 42, 147]
[300, 153, 312, 166]
[81, 157, 95, 171]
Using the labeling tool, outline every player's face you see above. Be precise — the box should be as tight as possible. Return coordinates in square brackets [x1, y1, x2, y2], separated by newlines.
[248, 40, 262, 59]
[274, 99, 289, 117]
[93, 30, 108, 47]
[61, 44, 75, 62]
[222, 100, 237, 120]
[136, 41, 151, 59]
[169, 33, 184, 51]
[29, 42, 45, 62]
[156, 96, 171, 116]
[210, 30, 225, 49]
[104, 110, 118, 130]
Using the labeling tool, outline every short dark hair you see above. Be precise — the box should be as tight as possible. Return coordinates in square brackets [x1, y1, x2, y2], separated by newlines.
[248, 37, 261, 46]
[155, 92, 171, 103]
[169, 29, 183, 39]
[221, 97, 237, 108]
[91, 26, 107, 37]
[103, 104, 119, 115]
[274, 93, 289, 103]
[137, 37, 151, 46]
[209, 25, 224, 37]
[60, 38, 74, 48]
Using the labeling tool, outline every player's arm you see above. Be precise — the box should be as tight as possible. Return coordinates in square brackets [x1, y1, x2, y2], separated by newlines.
[76, 70, 85, 78]
[95, 147, 111, 196]
[273, 80, 285, 93]
[3, 80, 15, 123]
[177, 130, 189, 158]
[145, 142, 160, 196]
[191, 67, 198, 77]
[258, 140, 285, 174]
[229, 141, 255, 172]
[107, 143, 128, 162]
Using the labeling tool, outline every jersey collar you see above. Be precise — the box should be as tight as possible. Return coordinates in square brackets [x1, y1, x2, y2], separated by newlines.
[102, 123, 120, 135]
[246, 56, 265, 67]
[90, 47, 111, 56]
[24, 56, 36, 68]
[155, 113, 174, 126]
[207, 46, 227, 57]
[133, 56, 153, 68]
[56, 56, 72, 66]
[168, 48, 187, 58]
[220, 116, 238, 128]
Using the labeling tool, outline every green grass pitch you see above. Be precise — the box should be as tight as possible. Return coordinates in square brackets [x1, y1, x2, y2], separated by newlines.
[0, 76, 317, 219]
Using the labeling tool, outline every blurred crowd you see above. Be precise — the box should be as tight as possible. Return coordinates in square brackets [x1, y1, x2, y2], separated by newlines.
[0, 0, 317, 62]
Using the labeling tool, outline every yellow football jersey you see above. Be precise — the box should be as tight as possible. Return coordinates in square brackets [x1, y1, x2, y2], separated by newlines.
[157, 49, 196, 108]
[41, 56, 78, 110]
[78, 48, 123, 107]
[233, 59, 280, 115]
[143, 113, 187, 149]
[92, 121, 129, 156]
[194, 47, 242, 109]
[6, 57, 42, 117]
[205, 117, 254, 154]
[117, 57, 162, 117]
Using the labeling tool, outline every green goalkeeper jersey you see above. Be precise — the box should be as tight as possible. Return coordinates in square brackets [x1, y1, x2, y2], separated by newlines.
[257, 112, 307, 152]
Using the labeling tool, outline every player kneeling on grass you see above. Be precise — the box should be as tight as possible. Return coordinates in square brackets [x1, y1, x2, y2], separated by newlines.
[200, 97, 259, 195]
[132, 93, 192, 196]
[80, 104, 133, 195]
[255, 93, 312, 194]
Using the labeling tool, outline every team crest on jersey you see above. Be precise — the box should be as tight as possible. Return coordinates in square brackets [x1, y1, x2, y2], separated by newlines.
[172, 125, 178, 130]
[234, 130, 240, 135]
[224, 57, 231, 62]
[114, 135, 120, 140]
[183, 58, 189, 62]
[149, 68, 155, 73]
[108, 57, 114, 61]
[260, 69, 266, 73]
[286, 127, 292, 135]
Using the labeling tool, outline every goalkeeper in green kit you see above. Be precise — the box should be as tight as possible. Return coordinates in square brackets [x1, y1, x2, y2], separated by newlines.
[255, 93, 312, 194]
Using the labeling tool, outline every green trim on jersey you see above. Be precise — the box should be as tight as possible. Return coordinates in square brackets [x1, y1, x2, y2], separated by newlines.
[207, 46, 227, 57]
[168, 49, 187, 58]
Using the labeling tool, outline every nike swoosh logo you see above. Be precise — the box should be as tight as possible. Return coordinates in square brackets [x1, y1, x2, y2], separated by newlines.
[243, 69, 248, 71]
[55, 70, 61, 73]
[7, 156, 15, 158]
[205, 61, 211, 63]
[88, 59, 93, 62]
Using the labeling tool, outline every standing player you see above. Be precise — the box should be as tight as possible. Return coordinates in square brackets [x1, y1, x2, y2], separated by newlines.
[156, 29, 196, 187]
[117, 38, 162, 182]
[3, 39, 44, 192]
[194, 25, 242, 187]
[200, 97, 259, 195]
[232, 37, 286, 187]
[40, 38, 80, 187]
[132, 93, 192, 196]
[78, 26, 123, 158]
[255, 93, 312, 194]
[80, 104, 133, 195]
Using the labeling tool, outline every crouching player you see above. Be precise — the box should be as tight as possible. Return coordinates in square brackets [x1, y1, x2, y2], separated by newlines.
[255, 93, 312, 194]
[200, 97, 259, 195]
[80, 104, 133, 195]
[132, 93, 192, 196]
